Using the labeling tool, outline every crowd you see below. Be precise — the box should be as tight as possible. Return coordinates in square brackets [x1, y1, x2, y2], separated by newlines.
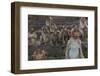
[28, 17, 88, 60]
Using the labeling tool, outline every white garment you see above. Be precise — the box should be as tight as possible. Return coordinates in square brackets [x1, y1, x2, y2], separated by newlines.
[65, 38, 84, 59]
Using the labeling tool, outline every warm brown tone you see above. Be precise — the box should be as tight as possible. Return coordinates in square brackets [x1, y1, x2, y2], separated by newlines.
[11, 2, 98, 74]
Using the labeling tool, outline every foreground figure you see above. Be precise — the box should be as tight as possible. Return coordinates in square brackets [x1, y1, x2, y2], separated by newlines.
[65, 28, 84, 59]
[32, 49, 47, 60]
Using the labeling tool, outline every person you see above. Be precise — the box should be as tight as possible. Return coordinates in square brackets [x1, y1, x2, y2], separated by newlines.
[65, 28, 84, 59]
[28, 28, 37, 47]
[40, 28, 49, 45]
[67, 26, 72, 40]
[63, 27, 68, 44]
[32, 49, 47, 60]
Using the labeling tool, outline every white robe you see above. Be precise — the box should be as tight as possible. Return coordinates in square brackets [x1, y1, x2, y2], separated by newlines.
[65, 38, 84, 59]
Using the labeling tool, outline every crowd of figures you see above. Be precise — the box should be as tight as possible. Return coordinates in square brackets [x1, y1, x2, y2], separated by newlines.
[28, 17, 88, 60]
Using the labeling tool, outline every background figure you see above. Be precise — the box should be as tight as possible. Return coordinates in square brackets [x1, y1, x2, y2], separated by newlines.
[28, 28, 37, 47]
